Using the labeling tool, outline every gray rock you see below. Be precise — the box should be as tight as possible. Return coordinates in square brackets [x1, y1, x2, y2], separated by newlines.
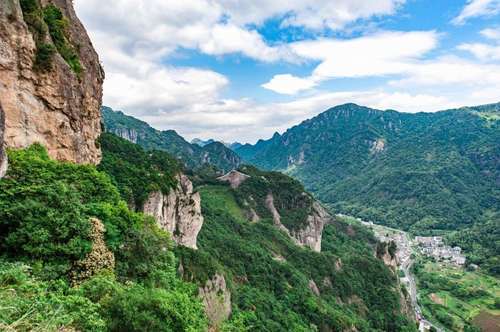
[143, 174, 204, 249]
[199, 273, 231, 330]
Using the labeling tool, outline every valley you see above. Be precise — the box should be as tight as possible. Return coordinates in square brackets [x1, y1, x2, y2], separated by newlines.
[360, 218, 499, 332]
[0, 1, 498, 331]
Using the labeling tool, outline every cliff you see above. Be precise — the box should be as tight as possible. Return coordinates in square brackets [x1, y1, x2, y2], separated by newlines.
[0, 0, 103, 165]
[0, 104, 6, 178]
[289, 202, 331, 252]
[143, 174, 204, 250]
[265, 193, 330, 252]
[198, 274, 231, 331]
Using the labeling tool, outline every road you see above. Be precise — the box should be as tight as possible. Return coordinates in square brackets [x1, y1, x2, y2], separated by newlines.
[355, 219, 444, 332]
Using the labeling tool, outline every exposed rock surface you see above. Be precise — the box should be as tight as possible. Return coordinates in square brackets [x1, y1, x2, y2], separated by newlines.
[71, 218, 115, 284]
[0, 0, 103, 164]
[143, 174, 204, 249]
[112, 127, 138, 143]
[0, 103, 6, 178]
[309, 279, 320, 296]
[378, 242, 398, 270]
[199, 273, 231, 330]
[265, 193, 331, 252]
[289, 202, 331, 252]
[217, 170, 250, 189]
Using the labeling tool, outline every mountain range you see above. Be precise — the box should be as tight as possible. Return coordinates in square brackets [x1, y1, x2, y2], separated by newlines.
[235, 102, 500, 274]
[101, 106, 241, 172]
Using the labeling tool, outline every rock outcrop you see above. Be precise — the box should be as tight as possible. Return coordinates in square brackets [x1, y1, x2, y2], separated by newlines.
[0, 103, 6, 178]
[143, 174, 204, 249]
[217, 170, 250, 189]
[199, 273, 231, 331]
[289, 202, 331, 252]
[0, 0, 103, 164]
[265, 193, 331, 252]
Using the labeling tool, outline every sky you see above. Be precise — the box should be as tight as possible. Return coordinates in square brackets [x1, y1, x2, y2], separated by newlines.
[74, 0, 500, 143]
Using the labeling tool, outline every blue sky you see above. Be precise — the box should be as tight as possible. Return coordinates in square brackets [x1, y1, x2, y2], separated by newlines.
[75, 0, 500, 143]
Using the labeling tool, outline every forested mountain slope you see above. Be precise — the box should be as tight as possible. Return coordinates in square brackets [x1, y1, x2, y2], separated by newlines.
[235, 103, 500, 275]
[97, 133, 416, 331]
[101, 106, 241, 172]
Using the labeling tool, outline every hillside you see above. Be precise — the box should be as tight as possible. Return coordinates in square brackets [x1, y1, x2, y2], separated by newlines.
[101, 106, 241, 172]
[235, 103, 500, 273]
[95, 134, 415, 331]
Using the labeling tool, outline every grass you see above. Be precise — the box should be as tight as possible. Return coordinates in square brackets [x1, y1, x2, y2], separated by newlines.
[416, 260, 500, 331]
[198, 185, 249, 223]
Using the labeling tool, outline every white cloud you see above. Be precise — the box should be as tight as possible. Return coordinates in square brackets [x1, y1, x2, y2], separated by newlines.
[73, 1, 500, 143]
[261, 74, 318, 95]
[390, 56, 500, 86]
[219, 0, 405, 30]
[263, 31, 439, 94]
[452, 0, 500, 25]
[293, 31, 438, 79]
[458, 43, 500, 61]
[481, 27, 500, 40]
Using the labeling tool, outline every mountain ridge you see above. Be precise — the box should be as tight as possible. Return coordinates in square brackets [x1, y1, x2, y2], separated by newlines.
[234, 102, 500, 273]
[101, 106, 241, 172]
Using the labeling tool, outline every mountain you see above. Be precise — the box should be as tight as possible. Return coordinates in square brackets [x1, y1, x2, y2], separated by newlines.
[192, 138, 243, 151]
[101, 106, 241, 172]
[235, 103, 500, 272]
[191, 138, 216, 147]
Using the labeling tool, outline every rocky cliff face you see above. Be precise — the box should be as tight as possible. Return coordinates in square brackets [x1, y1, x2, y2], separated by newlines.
[143, 174, 204, 249]
[0, 0, 103, 164]
[199, 273, 231, 331]
[0, 103, 6, 178]
[265, 193, 330, 252]
[289, 202, 331, 252]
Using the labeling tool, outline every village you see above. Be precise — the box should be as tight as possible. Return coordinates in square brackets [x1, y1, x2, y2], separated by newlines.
[414, 236, 466, 266]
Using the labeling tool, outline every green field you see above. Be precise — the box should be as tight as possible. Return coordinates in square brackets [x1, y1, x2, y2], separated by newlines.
[413, 260, 499, 331]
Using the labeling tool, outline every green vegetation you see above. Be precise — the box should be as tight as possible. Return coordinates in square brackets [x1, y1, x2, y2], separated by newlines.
[234, 165, 314, 231]
[0, 145, 206, 331]
[236, 103, 500, 275]
[447, 214, 499, 276]
[98, 133, 181, 209]
[42, 4, 83, 75]
[20, 0, 83, 75]
[413, 259, 499, 331]
[176, 183, 416, 331]
[101, 106, 241, 172]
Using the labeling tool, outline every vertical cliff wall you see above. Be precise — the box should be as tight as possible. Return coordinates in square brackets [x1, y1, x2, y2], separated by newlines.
[0, 103, 6, 178]
[143, 174, 204, 250]
[0, 0, 103, 164]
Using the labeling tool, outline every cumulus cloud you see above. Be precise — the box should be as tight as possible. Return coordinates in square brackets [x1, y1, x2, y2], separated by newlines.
[452, 0, 500, 25]
[218, 0, 405, 30]
[261, 74, 318, 95]
[262, 31, 440, 93]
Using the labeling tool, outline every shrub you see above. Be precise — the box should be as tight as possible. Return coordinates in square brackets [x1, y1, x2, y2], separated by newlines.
[0, 261, 105, 331]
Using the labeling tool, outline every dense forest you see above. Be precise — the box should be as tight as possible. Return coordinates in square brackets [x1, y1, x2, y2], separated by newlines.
[0, 145, 206, 331]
